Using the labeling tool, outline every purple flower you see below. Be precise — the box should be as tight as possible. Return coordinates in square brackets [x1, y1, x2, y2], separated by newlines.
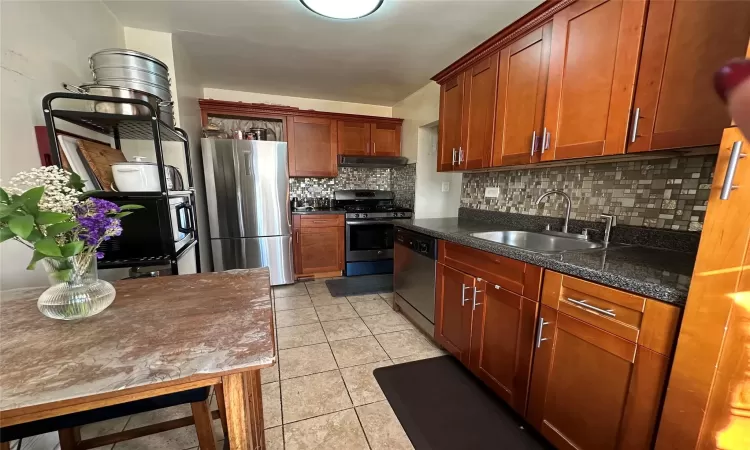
[74, 198, 124, 254]
[96, 252, 104, 259]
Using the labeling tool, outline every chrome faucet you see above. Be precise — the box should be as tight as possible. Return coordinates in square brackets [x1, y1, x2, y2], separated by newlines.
[536, 190, 572, 233]
[601, 214, 617, 245]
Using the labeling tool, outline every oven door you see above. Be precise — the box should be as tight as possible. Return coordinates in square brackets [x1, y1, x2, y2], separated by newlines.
[345, 220, 395, 262]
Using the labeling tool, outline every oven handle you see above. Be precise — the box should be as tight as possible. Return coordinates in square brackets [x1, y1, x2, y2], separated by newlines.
[345, 220, 397, 225]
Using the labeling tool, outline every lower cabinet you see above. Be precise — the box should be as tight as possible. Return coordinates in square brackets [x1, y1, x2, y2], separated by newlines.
[527, 306, 669, 450]
[292, 215, 345, 278]
[434, 241, 681, 449]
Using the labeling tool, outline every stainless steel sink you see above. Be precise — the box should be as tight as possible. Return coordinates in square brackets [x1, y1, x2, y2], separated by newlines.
[470, 230, 604, 253]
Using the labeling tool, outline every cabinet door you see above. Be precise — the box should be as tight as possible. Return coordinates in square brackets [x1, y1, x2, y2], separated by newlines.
[492, 23, 552, 167]
[469, 282, 538, 415]
[337, 120, 371, 156]
[542, 0, 646, 161]
[295, 226, 344, 275]
[527, 306, 669, 450]
[627, 0, 750, 153]
[437, 73, 464, 172]
[288, 115, 338, 177]
[371, 122, 402, 156]
[459, 53, 499, 170]
[434, 263, 474, 364]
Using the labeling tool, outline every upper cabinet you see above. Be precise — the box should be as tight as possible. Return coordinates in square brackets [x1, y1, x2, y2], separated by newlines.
[434, 0, 745, 171]
[627, 0, 750, 153]
[198, 100, 403, 178]
[438, 73, 465, 171]
[338, 120, 402, 157]
[287, 115, 338, 177]
[541, 0, 646, 161]
[492, 23, 552, 166]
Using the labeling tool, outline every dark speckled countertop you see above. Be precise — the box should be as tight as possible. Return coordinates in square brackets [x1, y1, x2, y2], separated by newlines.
[292, 208, 345, 215]
[394, 217, 695, 306]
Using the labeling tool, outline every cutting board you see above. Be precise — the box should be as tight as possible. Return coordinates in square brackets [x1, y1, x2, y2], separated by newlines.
[76, 140, 126, 191]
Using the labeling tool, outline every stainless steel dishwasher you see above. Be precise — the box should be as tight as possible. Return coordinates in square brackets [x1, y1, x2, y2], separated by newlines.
[394, 227, 437, 337]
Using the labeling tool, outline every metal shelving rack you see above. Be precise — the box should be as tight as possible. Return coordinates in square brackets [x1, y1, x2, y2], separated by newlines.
[41, 92, 200, 274]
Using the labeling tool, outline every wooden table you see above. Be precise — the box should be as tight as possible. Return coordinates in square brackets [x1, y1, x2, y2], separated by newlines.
[0, 268, 276, 450]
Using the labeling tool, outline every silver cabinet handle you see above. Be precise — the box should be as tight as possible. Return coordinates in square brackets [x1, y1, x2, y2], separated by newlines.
[542, 128, 550, 152]
[472, 287, 483, 311]
[720, 141, 746, 200]
[461, 283, 471, 306]
[458, 147, 464, 164]
[536, 316, 551, 348]
[630, 107, 640, 143]
[567, 297, 616, 318]
[530, 130, 537, 156]
[451, 148, 457, 165]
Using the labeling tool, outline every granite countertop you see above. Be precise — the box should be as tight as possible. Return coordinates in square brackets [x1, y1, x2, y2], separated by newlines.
[0, 268, 275, 413]
[394, 217, 695, 306]
[292, 208, 345, 215]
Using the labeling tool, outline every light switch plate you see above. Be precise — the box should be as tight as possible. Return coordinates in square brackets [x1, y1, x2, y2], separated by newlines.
[441, 182, 450, 192]
[485, 187, 500, 198]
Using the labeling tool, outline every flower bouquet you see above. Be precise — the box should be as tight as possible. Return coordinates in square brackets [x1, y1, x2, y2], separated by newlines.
[1, 167, 143, 319]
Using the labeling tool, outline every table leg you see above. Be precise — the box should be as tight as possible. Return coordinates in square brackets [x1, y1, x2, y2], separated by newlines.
[191, 398, 217, 450]
[214, 384, 229, 438]
[221, 371, 265, 450]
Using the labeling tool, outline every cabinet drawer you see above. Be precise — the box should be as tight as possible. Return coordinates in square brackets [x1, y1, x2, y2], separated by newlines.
[298, 214, 344, 228]
[541, 271, 680, 355]
[438, 241, 542, 300]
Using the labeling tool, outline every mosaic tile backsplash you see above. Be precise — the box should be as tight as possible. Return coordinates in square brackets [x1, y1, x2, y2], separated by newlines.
[461, 155, 717, 231]
[289, 165, 416, 208]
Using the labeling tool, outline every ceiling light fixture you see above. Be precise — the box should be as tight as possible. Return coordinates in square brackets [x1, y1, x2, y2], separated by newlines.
[301, 0, 383, 20]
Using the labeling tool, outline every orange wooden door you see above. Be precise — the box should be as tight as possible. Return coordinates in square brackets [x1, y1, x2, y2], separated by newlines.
[469, 281, 538, 415]
[295, 226, 343, 275]
[287, 115, 338, 177]
[527, 306, 669, 450]
[437, 73, 464, 172]
[541, 0, 647, 161]
[434, 263, 474, 364]
[657, 127, 750, 449]
[371, 122, 401, 156]
[337, 120, 371, 156]
[627, 0, 750, 153]
[459, 53, 499, 170]
[492, 23, 552, 167]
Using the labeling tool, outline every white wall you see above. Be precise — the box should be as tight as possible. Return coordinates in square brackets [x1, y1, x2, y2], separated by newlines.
[0, 1, 125, 290]
[203, 88, 392, 117]
[392, 83, 461, 219]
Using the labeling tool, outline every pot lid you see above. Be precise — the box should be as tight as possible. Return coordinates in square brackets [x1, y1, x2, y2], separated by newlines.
[90, 49, 169, 70]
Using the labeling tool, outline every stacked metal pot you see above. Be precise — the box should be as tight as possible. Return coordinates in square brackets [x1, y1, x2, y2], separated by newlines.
[65, 49, 175, 127]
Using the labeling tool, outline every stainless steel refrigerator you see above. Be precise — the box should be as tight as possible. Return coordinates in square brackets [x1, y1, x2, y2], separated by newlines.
[201, 139, 294, 285]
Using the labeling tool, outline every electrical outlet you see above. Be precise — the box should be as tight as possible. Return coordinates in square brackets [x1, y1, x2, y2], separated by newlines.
[441, 182, 450, 192]
[485, 187, 500, 198]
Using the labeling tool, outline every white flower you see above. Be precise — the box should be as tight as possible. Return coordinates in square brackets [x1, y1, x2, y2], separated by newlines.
[3, 167, 81, 214]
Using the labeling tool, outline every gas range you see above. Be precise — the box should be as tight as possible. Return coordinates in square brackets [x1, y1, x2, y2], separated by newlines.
[333, 190, 413, 221]
[346, 211, 412, 219]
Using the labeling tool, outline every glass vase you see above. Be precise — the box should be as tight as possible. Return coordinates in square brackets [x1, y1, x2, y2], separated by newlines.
[37, 254, 116, 320]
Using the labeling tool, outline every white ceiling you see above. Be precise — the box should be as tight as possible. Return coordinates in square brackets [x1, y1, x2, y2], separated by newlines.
[104, 0, 542, 106]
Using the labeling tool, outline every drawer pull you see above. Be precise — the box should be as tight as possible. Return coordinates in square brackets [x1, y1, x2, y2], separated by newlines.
[567, 297, 616, 318]
[472, 287, 483, 311]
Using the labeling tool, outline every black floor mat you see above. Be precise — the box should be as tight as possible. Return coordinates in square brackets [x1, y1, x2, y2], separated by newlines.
[374, 356, 551, 450]
[325, 274, 393, 297]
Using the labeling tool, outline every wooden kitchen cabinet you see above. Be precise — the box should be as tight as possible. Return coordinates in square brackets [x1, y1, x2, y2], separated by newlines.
[469, 282, 538, 415]
[541, 0, 647, 161]
[338, 120, 402, 157]
[337, 120, 371, 156]
[434, 263, 474, 365]
[437, 73, 465, 172]
[292, 214, 345, 278]
[459, 53, 499, 170]
[287, 115, 338, 177]
[627, 0, 750, 153]
[492, 23, 552, 167]
[527, 305, 670, 450]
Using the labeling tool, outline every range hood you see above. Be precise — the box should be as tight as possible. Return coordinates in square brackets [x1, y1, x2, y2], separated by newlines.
[338, 155, 408, 168]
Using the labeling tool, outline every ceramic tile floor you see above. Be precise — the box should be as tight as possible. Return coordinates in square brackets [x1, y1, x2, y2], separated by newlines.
[11, 279, 445, 450]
